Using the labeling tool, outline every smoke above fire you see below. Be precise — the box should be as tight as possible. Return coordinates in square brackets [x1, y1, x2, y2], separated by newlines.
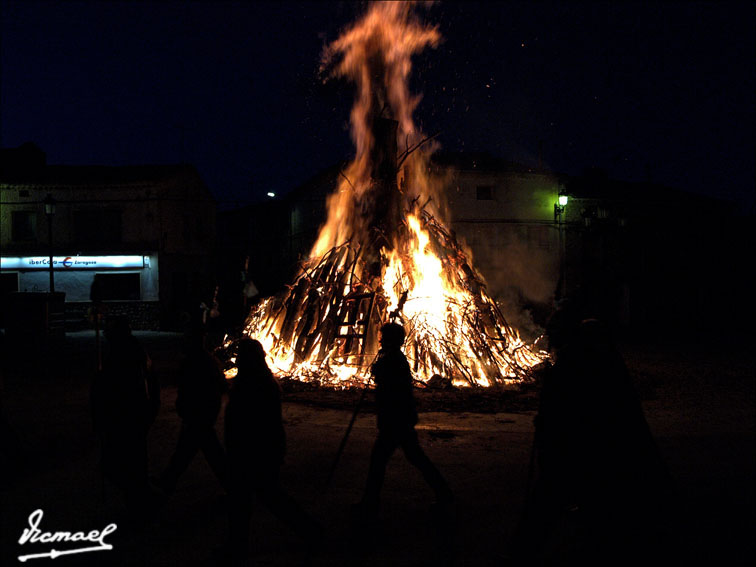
[238, 2, 548, 387]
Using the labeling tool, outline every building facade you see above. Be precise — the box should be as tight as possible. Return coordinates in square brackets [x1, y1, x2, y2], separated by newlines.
[220, 153, 565, 336]
[432, 154, 564, 329]
[222, 153, 746, 336]
[1, 144, 217, 330]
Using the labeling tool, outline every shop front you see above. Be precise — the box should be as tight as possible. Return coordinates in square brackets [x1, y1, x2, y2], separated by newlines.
[0, 254, 160, 330]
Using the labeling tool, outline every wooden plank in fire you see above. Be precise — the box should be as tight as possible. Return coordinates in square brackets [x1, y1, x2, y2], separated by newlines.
[334, 292, 375, 356]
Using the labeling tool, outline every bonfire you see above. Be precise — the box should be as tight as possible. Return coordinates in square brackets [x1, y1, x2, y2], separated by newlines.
[230, 2, 548, 388]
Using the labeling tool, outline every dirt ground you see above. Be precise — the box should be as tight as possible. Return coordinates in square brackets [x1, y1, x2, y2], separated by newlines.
[1, 331, 753, 566]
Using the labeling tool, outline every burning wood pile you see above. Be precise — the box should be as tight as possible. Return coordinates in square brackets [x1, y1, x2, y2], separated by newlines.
[230, 2, 548, 388]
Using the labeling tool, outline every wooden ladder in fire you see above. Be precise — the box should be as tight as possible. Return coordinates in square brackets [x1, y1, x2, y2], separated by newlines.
[335, 292, 376, 359]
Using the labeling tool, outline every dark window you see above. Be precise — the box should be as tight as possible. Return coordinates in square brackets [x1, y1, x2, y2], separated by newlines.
[1, 272, 19, 295]
[11, 211, 37, 241]
[476, 185, 494, 200]
[182, 215, 192, 245]
[195, 218, 206, 241]
[172, 271, 188, 308]
[93, 272, 140, 301]
[74, 210, 122, 246]
[0, 272, 19, 326]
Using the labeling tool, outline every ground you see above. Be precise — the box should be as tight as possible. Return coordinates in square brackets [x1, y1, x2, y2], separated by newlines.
[1, 331, 753, 566]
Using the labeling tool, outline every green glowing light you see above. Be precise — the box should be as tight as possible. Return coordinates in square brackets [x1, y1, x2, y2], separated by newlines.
[558, 194, 569, 207]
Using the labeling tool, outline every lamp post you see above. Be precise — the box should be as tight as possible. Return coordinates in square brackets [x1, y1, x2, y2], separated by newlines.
[553, 192, 568, 222]
[44, 193, 56, 293]
[554, 191, 568, 299]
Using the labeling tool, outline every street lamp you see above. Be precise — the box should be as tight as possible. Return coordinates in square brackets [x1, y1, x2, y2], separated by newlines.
[554, 190, 569, 299]
[44, 193, 56, 293]
[554, 191, 568, 221]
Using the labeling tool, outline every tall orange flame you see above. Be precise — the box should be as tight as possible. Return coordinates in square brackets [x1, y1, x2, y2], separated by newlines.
[314, 1, 441, 257]
[239, 2, 548, 387]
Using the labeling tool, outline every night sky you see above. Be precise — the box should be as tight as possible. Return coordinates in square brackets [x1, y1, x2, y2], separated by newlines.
[2, 1, 754, 211]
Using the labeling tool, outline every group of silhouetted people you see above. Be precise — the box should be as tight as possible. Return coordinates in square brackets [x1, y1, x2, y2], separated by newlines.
[89, 305, 673, 566]
[89, 316, 456, 563]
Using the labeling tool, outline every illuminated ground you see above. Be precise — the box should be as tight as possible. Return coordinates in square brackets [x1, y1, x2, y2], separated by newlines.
[1, 331, 753, 566]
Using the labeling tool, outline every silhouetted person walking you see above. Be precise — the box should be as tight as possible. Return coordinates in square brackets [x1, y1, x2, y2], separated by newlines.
[224, 339, 321, 566]
[91, 316, 159, 522]
[356, 322, 453, 518]
[159, 327, 228, 495]
[201, 283, 224, 351]
[512, 310, 673, 564]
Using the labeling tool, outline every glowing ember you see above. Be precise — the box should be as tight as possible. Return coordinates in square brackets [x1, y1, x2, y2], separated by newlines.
[235, 2, 548, 387]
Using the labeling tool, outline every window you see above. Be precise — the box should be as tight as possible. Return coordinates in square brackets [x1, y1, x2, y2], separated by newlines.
[172, 271, 188, 307]
[74, 209, 122, 246]
[182, 214, 192, 245]
[11, 211, 37, 241]
[0, 272, 19, 326]
[195, 218, 206, 241]
[1, 272, 19, 295]
[476, 185, 494, 200]
[92, 272, 141, 301]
